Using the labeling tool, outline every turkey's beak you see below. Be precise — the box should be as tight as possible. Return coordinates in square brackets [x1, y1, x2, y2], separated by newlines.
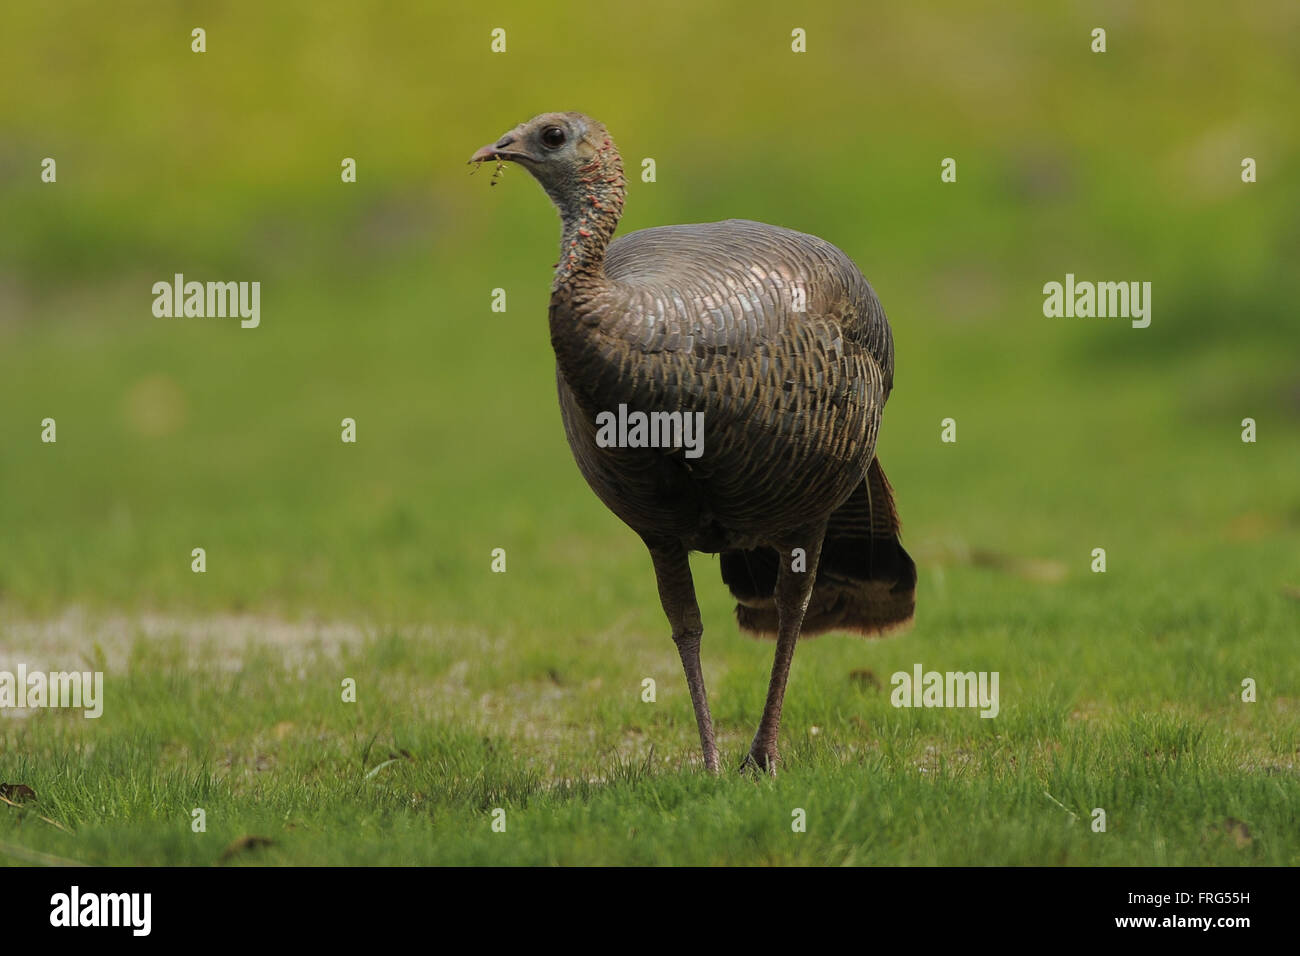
[469, 134, 536, 165]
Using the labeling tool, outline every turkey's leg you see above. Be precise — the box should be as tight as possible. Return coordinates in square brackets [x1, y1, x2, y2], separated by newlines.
[647, 541, 720, 773]
[743, 526, 825, 776]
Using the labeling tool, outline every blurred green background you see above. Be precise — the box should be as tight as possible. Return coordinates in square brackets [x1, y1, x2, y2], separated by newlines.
[0, 2, 1297, 864]
[2, 2, 1295, 620]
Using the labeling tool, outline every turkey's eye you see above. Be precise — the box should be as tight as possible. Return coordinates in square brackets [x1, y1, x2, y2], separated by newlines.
[541, 126, 566, 149]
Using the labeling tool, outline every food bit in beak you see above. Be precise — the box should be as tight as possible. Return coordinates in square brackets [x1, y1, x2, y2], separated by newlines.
[469, 155, 508, 186]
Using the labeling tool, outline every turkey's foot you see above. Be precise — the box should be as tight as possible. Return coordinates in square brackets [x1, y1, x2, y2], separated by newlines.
[738, 745, 779, 777]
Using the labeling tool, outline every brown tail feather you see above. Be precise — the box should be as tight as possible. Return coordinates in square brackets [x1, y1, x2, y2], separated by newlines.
[721, 457, 916, 638]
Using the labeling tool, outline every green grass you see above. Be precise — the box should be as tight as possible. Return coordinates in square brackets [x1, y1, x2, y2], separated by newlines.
[2, 1, 1298, 865]
[2, 614, 1296, 866]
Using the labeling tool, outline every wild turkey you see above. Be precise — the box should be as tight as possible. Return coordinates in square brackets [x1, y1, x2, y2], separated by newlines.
[470, 112, 915, 774]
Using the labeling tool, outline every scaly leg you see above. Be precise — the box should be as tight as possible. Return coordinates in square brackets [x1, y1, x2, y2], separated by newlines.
[742, 526, 826, 776]
[647, 541, 719, 773]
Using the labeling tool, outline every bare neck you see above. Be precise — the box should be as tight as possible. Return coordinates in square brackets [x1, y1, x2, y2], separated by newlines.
[550, 137, 626, 288]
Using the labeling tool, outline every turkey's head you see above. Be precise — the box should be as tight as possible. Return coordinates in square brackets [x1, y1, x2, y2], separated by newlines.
[470, 112, 624, 221]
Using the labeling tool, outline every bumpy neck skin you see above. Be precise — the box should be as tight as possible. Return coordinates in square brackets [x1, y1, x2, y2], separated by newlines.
[546, 135, 626, 287]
